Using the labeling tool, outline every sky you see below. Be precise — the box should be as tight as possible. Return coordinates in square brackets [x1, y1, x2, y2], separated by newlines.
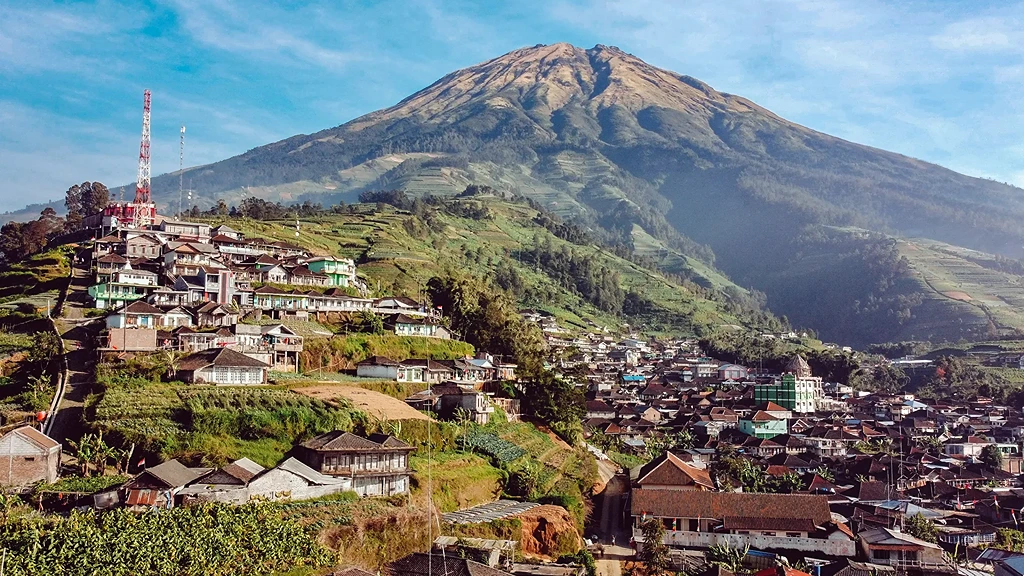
[2, 0, 1024, 212]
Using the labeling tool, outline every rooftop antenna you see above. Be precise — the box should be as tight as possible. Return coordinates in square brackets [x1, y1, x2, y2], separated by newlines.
[178, 125, 186, 218]
[295, 218, 300, 238]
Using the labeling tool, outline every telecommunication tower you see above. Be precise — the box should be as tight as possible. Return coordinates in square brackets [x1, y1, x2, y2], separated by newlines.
[132, 89, 155, 228]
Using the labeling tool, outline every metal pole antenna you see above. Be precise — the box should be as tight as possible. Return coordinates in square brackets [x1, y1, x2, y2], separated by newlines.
[179, 125, 186, 218]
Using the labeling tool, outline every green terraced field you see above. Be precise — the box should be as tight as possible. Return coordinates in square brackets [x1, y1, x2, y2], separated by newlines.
[897, 237, 1024, 339]
[197, 197, 760, 336]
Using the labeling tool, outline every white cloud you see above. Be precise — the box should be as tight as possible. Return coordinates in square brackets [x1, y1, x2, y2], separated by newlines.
[932, 17, 1016, 52]
[166, 0, 361, 72]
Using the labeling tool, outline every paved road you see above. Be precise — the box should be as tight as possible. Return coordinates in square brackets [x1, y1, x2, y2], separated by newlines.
[597, 473, 630, 546]
[48, 254, 98, 446]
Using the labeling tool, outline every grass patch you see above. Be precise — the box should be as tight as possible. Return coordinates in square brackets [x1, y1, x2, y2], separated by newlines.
[300, 334, 474, 371]
[36, 474, 131, 494]
[410, 451, 503, 512]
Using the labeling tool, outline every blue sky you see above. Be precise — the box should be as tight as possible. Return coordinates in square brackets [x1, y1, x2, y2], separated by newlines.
[2, 0, 1024, 212]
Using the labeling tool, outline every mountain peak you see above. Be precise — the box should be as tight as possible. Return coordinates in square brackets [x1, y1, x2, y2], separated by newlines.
[354, 42, 758, 130]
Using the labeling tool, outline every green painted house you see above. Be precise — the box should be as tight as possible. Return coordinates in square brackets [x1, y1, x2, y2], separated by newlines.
[305, 256, 357, 287]
[738, 410, 787, 439]
[88, 266, 160, 309]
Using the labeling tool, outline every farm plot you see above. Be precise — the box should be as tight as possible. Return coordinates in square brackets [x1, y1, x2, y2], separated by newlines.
[92, 385, 361, 466]
[295, 384, 429, 421]
[463, 430, 526, 463]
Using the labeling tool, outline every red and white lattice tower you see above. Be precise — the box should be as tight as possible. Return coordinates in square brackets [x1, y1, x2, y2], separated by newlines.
[132, 89, 155, 228]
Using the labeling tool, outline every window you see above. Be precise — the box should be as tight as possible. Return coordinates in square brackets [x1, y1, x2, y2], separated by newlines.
[786, 532, 801, 538]
[873, 550, 890, 560]
[23, 456, 35, 461]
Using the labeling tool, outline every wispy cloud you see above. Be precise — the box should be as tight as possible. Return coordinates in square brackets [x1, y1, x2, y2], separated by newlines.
[167, 0, 361, 72]
[0, 4, 117, 73]
[932, 17, 1017, 52]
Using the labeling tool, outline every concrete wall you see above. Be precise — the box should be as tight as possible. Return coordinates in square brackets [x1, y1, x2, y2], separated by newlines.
[247, 469, 351, 501]
[107, 328, 158, 351]
[356, 364, 398, 380]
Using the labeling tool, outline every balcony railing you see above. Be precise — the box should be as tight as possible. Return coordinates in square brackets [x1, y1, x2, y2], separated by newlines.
[321, 466, 410, 477]
[634, 529, 856, 557]
[271, 342, 304, 352]
[868, 557, 953, 570]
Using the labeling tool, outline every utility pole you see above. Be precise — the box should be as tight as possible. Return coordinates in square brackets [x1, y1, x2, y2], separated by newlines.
[178, 125, 186, 218]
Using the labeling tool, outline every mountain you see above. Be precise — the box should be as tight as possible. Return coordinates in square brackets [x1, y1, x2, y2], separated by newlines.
[115, 44, 1024, 344]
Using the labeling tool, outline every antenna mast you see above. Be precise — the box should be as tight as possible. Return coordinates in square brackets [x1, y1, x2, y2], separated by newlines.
[178, 125, 185, 218]
[132, 90, 155, 228]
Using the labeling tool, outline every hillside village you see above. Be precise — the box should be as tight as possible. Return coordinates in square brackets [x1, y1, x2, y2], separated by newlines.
[3, 204, 1024, 576]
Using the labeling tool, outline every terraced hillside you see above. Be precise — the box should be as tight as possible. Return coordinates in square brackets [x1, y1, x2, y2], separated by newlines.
[746, 225, 1024, 346]
[200, 196, 773, 336]
[896, 238, 1024, 338]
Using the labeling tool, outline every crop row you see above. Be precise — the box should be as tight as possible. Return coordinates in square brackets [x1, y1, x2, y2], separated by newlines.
[463, 430, 525, 463]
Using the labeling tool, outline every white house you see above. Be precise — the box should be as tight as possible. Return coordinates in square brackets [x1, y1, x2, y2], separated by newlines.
[176, 347, 269, 385]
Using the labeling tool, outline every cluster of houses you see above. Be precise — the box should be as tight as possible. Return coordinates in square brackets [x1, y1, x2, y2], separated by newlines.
[84, 217, 459, 382]
[26, 213, 1024, 574]
[0, 425, 415, 509]
[549, 332, 1024, 574]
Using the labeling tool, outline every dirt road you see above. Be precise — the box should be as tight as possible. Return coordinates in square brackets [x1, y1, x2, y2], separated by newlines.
[595, 559, 621, 576]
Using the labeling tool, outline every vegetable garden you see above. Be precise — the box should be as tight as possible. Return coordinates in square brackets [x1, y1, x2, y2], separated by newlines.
[0, 502, 331, 576]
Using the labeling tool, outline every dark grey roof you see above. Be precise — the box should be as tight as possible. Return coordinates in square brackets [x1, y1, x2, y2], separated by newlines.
[301, 431, 412, 452]
[115, 300, 165, 315]
[386, 553, 510, 576]
[176, 347, 269, 371]
[143, 459, 211, 488]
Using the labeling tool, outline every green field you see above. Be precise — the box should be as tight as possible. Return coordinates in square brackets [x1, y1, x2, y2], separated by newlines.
[297, 334, 475, 372]
[0, 247, 70, 317]
[897, 237, 1024, 340]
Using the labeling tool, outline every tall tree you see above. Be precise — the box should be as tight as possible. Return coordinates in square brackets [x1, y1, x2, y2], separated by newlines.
[904, 513, 938, 543]
[81, 181, 110, 214]
[981, 445, 1005, 470]
[0, 221, 25, 262]
[64, 183, 84, 229]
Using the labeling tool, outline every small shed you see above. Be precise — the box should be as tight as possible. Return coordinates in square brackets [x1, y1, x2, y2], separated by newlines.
[0, 426, 61, 486]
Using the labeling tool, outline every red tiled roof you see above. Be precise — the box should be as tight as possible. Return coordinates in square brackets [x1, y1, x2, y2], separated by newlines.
[636, 452, 714, 489]
[631, 490, 832, 526]
[751, 410, 780, 422]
